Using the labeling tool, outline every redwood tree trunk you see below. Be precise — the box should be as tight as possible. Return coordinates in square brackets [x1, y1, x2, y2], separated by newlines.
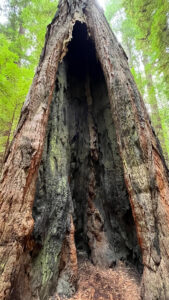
[142, 55, 168, 162]
[0, 1, 169, 300]
[2, 104, 17, 164]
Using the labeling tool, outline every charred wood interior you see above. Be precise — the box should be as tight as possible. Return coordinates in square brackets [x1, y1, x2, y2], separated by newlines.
[31, 22, 143, 299]
[0, 0, 169, 299]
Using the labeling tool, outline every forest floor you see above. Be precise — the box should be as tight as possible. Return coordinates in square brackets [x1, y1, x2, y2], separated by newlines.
[52, 257, 141, 300]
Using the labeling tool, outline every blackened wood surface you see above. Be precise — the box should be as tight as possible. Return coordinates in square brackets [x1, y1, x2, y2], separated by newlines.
[0, 0, 168, 299]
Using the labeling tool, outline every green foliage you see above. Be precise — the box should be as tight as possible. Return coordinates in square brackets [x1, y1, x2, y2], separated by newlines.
[0, 33, 33, 160]
[105, 0, 169, 162]
[0, 0, 58, 165]
[21, 0, 58, 66]
[123, 0, 169, 96]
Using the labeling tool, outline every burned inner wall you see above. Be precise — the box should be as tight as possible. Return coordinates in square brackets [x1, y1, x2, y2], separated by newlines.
[31, 21, 142, 299]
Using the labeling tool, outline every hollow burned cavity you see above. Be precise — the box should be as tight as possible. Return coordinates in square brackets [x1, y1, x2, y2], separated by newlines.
[32, 21, 143, 299]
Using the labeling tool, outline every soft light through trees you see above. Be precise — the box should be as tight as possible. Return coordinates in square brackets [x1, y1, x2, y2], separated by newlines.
[97, 0, 106, 9]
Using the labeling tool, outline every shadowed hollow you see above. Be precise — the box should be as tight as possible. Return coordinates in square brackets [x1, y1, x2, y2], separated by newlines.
[32, 21, 143, 299]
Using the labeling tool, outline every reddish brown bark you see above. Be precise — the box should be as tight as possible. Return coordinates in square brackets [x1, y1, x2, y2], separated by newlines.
[2, 104, 18, 165]
[0, 1, 169, 299]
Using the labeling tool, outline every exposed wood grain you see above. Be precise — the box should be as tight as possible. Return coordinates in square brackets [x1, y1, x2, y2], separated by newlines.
[0, 0, 168, 299]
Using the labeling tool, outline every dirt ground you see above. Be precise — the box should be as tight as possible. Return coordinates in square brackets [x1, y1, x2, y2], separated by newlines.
[51, 257, 141, 300]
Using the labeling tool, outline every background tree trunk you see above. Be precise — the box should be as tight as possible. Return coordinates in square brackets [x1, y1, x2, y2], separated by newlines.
[0, 1, 169, 299]
[142, 55, 168, 162]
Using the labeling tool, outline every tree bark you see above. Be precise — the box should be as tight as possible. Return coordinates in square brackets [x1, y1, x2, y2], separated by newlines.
[2, 104, 18, 164]
[0, 1, 169, 299]
[142, 55, 168, 162]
